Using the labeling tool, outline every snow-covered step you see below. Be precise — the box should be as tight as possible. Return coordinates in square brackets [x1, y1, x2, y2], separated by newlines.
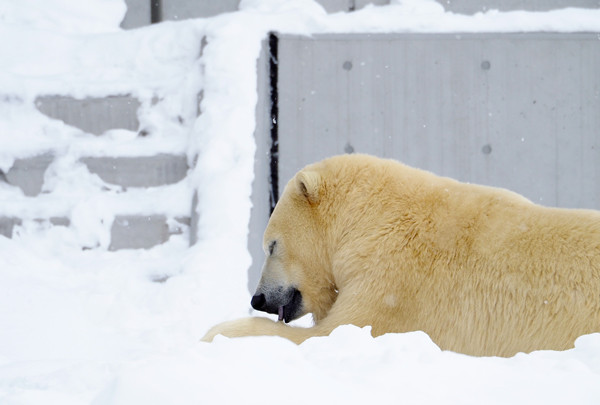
[110, 215, 189, 250]
[35, 95, 141, 136]
[1, 153, 189, 195]
[0, 217, 17, 238]
[0, 214, 189, 250]
[0, 154, 193, 250]
[0, 153, 54, 197]
[0, 217, 69, 238]
[81, 155, 188, 188]
[2, 93, 193, 250]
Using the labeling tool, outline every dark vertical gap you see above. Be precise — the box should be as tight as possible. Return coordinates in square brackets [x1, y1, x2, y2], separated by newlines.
[268, 32, 279, 215]
[348, 0, 356, 11]
[151, 0, 162, 23]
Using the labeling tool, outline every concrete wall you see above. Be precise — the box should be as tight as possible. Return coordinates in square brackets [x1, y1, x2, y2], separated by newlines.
[247, 38, 272, 291]
[440, 0, 600, 13]
[276, 33, 600, 209]
[120, 0, 600, 28]
[161, 0, 241, 21]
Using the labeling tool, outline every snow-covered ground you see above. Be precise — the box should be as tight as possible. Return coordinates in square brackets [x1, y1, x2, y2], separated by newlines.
[1, 0, 600, 403]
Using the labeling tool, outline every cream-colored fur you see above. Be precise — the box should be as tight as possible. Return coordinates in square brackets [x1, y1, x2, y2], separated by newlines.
[202, 154, 600, 357]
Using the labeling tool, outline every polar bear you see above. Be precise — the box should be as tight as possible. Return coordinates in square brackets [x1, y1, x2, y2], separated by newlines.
[202, 154, 600, 357]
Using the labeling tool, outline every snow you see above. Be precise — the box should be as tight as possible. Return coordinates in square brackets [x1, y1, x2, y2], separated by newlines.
[1, 0, 600, 404]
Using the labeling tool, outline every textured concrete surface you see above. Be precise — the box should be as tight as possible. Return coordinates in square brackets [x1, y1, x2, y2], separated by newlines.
[0, 217, 69, 238]
[438, 0, 599, 14]
[0, 152, 192, 250]
[81, 154, 188, 188]
[276, 33, 600, 210]
[121, 0, 152, 28]
[0, 217, 20, 238]
[1, 214, 189, 250]
[35, 95, 141, 135]
[161, 0, 240, 20]
[109, 215, 190, 250]
[1, 153, 54, 196]
[0, 153, 189, 194]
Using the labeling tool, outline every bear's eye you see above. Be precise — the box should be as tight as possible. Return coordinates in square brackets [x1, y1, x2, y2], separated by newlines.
[268, 240, 277, 256]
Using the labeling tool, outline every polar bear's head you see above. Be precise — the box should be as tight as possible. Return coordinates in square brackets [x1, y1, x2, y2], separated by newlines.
[250, 166, 338, 323]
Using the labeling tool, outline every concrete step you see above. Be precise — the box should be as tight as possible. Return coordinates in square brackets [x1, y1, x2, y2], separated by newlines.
[0, 151, 194, 250]
[0, 217, 18, 237]
[109, 215, 189, 250]
[0, 214, 190, 250]
[0, 216, 68, 239]
[0, 153, 188, 196]
[81, 155, 188, 189]
[35, 95, 141, 136]
[0, 153, 54, 197]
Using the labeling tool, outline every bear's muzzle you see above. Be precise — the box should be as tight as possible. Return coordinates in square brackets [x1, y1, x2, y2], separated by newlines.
[251, 287, 303, 323]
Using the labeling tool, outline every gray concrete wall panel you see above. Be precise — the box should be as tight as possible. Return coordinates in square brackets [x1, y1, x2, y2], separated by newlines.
[276, 33, 600, 210]
[81, 154, 188, 188]
[248, 38, 272, 292]
[35, 96, 141, 136]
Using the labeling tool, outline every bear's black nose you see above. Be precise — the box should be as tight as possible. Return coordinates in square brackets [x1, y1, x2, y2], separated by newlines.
[251, 293, 266, 310]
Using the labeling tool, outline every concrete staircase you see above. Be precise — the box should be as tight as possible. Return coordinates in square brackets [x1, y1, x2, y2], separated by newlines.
[0, 94, 197, 250]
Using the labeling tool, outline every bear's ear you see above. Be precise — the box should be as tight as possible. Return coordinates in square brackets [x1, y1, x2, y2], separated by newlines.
[296, 170, 322, 205]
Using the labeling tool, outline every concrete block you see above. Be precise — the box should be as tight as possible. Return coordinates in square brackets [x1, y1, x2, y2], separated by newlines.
[0, 217, 21, 238]
[310, 0, 392, 12]
[109, 215, 189, 250]
[0, 217, 69, 238]
[0, 153, 54, 196]
[436, 0, 600, 14]
[121, 0, 152, 28]
[317, 0, 351, 12]
[161, 0, 240, 21]
[35, 95, 141, 135]
[48, 217, 71, 227]
[353, 0, 390, 10]
[81, 154, 188, 188]
[1, 213, 185, 250]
